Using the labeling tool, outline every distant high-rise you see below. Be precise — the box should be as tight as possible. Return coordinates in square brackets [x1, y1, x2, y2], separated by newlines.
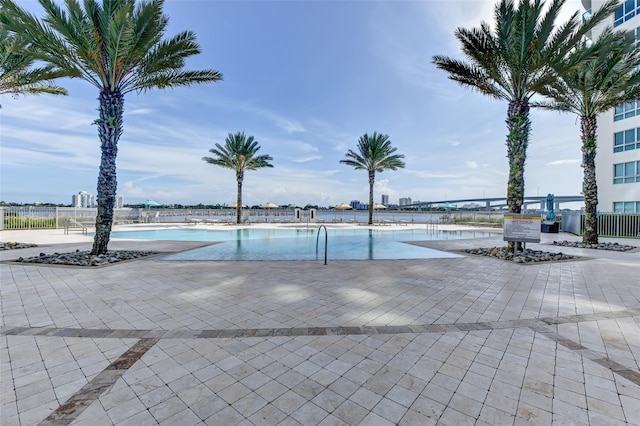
[72, 191, 123, 208]
[381, 194, 389, 206]
[72, 191, 91, 208]
[399, 197, 412, 207]
[350, 200, 369, 210]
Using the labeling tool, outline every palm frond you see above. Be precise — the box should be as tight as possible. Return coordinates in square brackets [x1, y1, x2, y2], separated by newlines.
[0, 21, 69, 99]
[134, 31, 200, 78]
[127, 69, 222, 92]
[1, 0, 222, 93]
[432, 54, 506, 99]
[433, 0, 622, 106]
[340, 132, 405, 173]
[537, 24, 640, 118]
[203, 132, 273, 174]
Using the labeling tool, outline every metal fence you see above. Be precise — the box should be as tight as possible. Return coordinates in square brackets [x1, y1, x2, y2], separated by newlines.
[0, 207, 140, 230]
[561, 211, 640, 238]
[3, 207, 638, 238]
[445, 211, 505, 224]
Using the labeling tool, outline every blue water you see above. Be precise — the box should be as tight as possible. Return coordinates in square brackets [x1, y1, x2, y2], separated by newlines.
[110, 228, 499, 261]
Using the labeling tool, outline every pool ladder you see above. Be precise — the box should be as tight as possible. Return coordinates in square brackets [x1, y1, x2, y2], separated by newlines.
[316, 225, 328, 265]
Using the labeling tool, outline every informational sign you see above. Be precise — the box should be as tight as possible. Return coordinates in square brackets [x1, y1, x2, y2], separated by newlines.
[503, 214, 541, 243]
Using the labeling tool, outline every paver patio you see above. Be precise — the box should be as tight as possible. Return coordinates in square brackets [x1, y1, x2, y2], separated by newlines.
[1, 227, 638, 425]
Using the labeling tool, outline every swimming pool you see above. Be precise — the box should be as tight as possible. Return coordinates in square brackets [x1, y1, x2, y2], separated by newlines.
[110, 228, 499, 261]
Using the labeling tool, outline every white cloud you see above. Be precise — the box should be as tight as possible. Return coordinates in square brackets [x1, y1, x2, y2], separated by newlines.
[546, 159, 580, 166]
[254, 107, 305, 133]
[199, 96, 306, 134]
[129, 108, 155, 115]
[120, 181, 144, 197]
[466, 161, 479, 169]
[291, 156, 323, 163]
[406, 170, 461, 179]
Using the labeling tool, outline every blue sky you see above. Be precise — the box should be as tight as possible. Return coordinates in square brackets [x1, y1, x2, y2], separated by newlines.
[1, 0, 587, 207]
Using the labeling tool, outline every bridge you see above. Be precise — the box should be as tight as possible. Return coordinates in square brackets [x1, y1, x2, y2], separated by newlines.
[406, 195, 584, 211]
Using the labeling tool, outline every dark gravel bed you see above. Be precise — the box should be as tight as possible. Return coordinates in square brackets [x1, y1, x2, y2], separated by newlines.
[1, 242, 38, 250]
[552, 240, 637, 252]
[13, 250, 160, 267]
[464, 247, 578, 263]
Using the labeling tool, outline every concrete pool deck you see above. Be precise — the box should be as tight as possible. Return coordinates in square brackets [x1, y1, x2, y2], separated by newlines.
[1, 225, 639, 425]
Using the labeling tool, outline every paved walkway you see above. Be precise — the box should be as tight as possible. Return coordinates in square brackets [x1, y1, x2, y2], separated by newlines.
[1, 227, 639, 425]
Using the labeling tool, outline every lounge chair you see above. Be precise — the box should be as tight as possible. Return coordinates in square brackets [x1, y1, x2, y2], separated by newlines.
[64, 218, 88, 235]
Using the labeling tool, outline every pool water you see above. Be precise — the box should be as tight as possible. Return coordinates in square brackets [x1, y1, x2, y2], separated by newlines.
[110, 228, 499, 261]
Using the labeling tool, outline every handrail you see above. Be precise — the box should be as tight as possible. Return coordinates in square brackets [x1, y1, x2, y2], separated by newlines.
[316, 225, 328, 265]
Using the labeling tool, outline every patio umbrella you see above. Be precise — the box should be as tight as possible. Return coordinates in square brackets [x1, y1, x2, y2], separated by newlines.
[373, 204, 386, 223]
[261, 201, 278, 218]
[439, 202, 457, 209]
[141, 199, 161, 209]
[335, 202, 352, 222]
[439, 202, 456, 220]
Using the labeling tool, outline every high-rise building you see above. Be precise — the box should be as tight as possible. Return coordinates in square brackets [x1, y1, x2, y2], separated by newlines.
[71, 191, 123, 208]
[399, 197, 412, 207]
[350, 200, 368, 210]
[72, 191, 91, 208]
[584, 0, 640, 212]
[381, 194, 389, 206]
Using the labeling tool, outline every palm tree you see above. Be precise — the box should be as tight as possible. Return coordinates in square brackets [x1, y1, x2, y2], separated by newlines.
[534, 28, 640, 245]
[432, 0, 618, 248]
[340, 132, 405, 225]
[203, 132, 273, 224]
[0, 24, 67, 107]
[0, 0, 222, 254]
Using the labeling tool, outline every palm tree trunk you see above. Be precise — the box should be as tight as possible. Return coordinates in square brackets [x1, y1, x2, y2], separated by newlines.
[91, 89, 124, 255]
[368, 171, 375, 225]
[581, 115, 598, 245]
[506, 100, 530, 251]
[236, 171, 243, 225]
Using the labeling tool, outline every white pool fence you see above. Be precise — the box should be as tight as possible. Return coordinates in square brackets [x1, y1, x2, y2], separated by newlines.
[1, 207, 637, 238]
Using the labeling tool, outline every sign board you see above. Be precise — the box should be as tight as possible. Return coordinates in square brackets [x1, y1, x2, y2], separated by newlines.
[503, 214, 541, 243]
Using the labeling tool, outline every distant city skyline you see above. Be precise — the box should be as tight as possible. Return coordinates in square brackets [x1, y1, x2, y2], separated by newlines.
[2, 192, 585, 210]
[1, 0, 588, 209]
[71, 191, 124, 208]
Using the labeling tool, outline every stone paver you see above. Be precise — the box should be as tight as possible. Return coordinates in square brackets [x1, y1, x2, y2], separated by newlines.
[0, 228, 639, 425]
